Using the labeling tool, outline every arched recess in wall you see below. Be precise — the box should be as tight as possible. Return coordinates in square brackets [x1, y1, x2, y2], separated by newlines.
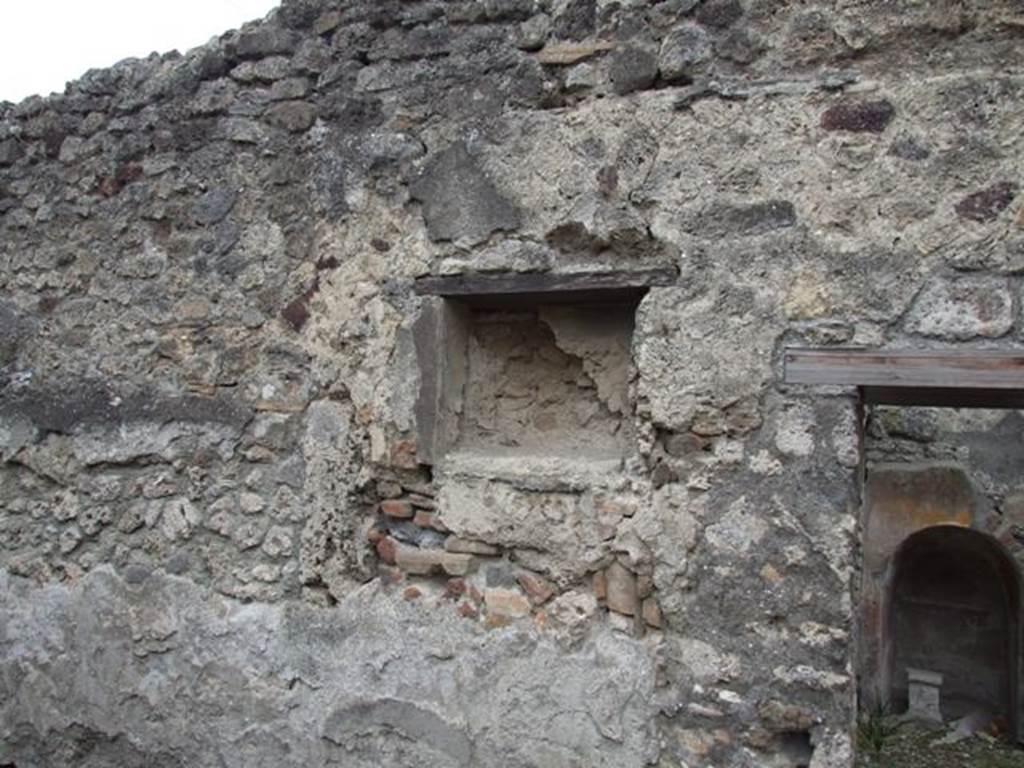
[783, 347, 1024, 743]
[885, 525, 1021, 739]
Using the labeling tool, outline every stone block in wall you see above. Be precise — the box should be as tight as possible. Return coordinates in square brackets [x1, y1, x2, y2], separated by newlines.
[0, 138, 24, 166]
[408, 142, 520, 245]
[609, 47, 658, 95]
[820, 99, 895, 133]
[484, 587, 531, 619]
[687, 200, 797, 239]
[955, 182, 1017, 223]
[658, 24, 711, 82]
[605, 562, 638, 616]
[235, 26, 298, 59]
[904, 276, 1013, 340]
[379, 499, 413, 519]
[445, 537, 499, 556]
[393, 542, 475, 577]
[265, 100, 318, 133]
[436, 473, 610, 586]
[641, 597, 662, 629]
[635, 286, 780, 433]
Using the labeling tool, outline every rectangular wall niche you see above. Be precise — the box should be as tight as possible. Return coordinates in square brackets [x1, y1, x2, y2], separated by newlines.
[413, 270, 674, 467]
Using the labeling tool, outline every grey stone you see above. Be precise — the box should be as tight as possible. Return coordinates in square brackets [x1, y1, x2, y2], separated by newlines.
[717, 27, 763, 65]
[695, 0, 744, 28]
[696, 199, 798, 237]
[269, 77, 311, 101]
[658, 24, 712, 81]
[565, 62, 599, 93]
[122, 564, 152, 584]
[265, 100, 318, 132]
[190, 48, 230, 80]
[233, 520, 267, 550]
[0, 301, 32, 367]
[485, 563, 519, 588]
[59, 525, 83, 554]
[0, 383, 250, 436]
[0, 138, 24, 166]
[610, 47, 659, 95]
[192, 186, 238, 225]
[278, 0, 323, 30]
[322, 699, 473, 764]
[165, 553, 191, 575]
[230, 56, 292, 83]
[516, 13, 551, 51]
[387, 520, 447, 550]
[190, 78, 238, 115]
[262, 525, 294, 558]
[889, 136, 931, 161]
[552, 0, 596, 41]
[236, 26, 298, 59]
[409, 142, 521, 244]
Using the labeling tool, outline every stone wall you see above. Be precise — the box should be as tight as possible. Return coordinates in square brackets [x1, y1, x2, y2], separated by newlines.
[2, 0, 1024, 765]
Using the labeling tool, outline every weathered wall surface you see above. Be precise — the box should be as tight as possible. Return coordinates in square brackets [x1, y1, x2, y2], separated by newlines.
[0, 566, 658, 767]
[2, 0, 1024, 765]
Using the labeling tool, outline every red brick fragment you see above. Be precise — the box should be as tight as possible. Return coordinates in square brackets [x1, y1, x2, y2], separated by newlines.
[444, 578, 466, 600]
[380, 499, 414, 519]
[516, 571, 555, 605]
[820, 100, 894, 133]
[374, 536, 397, 565]
[413, 510, 448, 532]
[403, 586, 423, 601]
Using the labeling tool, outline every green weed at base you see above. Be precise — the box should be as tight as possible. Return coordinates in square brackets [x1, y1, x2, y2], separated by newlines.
[857, 705, 899, 758]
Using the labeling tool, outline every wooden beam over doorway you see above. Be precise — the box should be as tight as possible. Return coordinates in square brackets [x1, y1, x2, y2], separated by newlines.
[784, 348, 1024, 409]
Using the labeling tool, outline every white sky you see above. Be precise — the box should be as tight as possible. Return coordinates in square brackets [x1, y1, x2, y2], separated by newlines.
[1, 0, 281, 103]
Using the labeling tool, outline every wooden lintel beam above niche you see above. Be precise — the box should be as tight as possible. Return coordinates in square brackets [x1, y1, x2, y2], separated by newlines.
[413, 269, 678, 308]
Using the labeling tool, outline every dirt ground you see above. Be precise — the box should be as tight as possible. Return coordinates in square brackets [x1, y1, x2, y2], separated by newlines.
[856, 718, 1024, 767]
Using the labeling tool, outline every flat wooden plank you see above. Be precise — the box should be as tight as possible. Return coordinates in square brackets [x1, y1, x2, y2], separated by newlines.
[784, 348, 1024, 390]
[413, 269, 677, 300]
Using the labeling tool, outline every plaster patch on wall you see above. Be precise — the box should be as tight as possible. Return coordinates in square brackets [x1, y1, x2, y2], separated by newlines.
[704, 496, 768, 554]
[457, 305, 634, 459]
